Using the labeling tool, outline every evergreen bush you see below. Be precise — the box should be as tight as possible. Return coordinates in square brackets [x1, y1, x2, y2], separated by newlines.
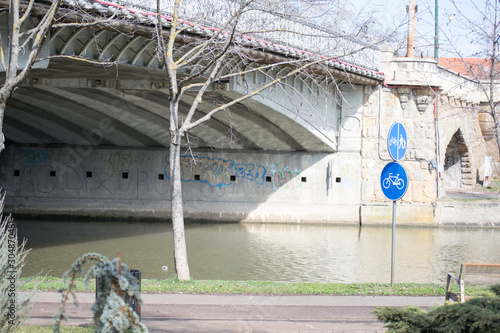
[374, 284, 500, 333]
[55, 252, 147, 332]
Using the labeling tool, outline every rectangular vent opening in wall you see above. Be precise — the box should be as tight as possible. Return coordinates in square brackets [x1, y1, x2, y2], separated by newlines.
[122, 172, 129, 179]
[194, 175, 200, 180]
[336, 177, 341, 183]
[14, 170, 20, 177]
[266, 176, 272, 182]
[86, 171, 93, 178]
[158, 174, 164, 180]
[230, 175, 236, 181]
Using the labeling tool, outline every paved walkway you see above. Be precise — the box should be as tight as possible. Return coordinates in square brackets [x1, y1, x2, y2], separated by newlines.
[24, 292, 444, 332]
[445, 188, 499, 200]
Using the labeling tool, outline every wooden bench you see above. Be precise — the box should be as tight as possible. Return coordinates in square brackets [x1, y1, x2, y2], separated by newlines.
[445, 263, 500, 303]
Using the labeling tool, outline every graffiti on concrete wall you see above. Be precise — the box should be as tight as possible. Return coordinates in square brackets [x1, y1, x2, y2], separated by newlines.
[21, 149, 48, 165]
[165, 154, 266, 188]
[234, 163, 266, 185]
[4, 150, 322, 200]
[273, 170, 303, 190]
[105, 151, 136, 176]
[340, 163, 355, 188]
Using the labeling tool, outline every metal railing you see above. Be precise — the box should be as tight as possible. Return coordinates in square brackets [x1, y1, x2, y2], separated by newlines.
[69, 0, 381, 72]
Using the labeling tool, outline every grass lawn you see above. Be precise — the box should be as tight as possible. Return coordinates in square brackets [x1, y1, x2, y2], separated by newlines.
[19, 276, 495, 297]
[19, 327, 92, 332]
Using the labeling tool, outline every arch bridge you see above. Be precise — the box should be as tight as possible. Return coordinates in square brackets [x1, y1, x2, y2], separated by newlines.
[0, 0, 382, 153]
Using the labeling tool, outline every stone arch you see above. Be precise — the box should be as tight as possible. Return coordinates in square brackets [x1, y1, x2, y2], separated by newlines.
[443, 130, 474, 189]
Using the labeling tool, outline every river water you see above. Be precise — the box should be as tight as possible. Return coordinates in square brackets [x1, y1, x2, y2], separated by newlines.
[16, 220, 500, 283]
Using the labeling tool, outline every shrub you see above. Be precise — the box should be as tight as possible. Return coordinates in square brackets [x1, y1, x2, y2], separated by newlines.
[54, 252, 147, 333]
[374, 284, 500, 333]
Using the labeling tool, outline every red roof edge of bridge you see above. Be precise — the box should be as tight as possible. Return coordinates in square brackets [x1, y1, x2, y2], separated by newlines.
[90, 0, 384, 80]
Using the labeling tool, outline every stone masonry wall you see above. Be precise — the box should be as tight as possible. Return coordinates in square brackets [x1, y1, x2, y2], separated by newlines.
[361, 85, 437, 205]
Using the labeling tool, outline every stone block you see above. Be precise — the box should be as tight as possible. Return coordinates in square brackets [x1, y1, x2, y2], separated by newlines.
[412, 169, 423, 181]
[374, 183, 386, 200]
[462, 173, 474, 179]
[462, 179, 475, 186]
[411, 182, 423, 201]
[420, 150, 435, 161]
[362, 168, 370, 180]
[364, 117, 376, 128]
[361, 204, 436, 225]
[361, 140, 375, 152]
[402, 185, 412, 202]
[362, 181, 374, 201]
[423, 184, 435, 201]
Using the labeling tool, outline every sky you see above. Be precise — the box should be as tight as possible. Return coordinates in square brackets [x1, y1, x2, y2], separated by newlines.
[131, 0, 484, 59]
[358, 0, 485, 58]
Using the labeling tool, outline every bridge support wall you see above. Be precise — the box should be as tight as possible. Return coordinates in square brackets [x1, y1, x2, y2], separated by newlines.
[0, 145, 362, 223]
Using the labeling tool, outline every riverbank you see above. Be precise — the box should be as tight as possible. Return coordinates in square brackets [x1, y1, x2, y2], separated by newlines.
[361, 187, 500, 227]
[20, 277, 495, 297]
[8, 188, 500, 227]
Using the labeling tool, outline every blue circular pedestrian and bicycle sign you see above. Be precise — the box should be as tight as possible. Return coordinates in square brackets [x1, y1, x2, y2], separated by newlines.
[381, 162, 408, 201]
[388, 122, 407, 161]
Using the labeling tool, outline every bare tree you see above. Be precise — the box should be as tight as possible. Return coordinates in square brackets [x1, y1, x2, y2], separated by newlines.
[0, 0, 61, 152]
[153, 0, 399, 280]
[440, 0, 500, 161]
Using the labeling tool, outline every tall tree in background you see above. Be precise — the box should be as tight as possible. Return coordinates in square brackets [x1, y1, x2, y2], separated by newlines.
[154, 0, 400, 280]
[441, 0, 500, 161]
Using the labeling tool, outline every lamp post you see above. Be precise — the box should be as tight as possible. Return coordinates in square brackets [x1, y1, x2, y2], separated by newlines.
[434, 0, 439, 61]
[434, 0, 441, 198]
[407, 0, 416, 57]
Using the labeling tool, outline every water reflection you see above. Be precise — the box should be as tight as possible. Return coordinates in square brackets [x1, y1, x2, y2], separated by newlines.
[16, 220, 500, 283]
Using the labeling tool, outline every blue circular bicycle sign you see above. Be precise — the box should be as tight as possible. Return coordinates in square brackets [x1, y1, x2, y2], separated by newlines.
[388, 122, 407, 161]
[381, 162, 408, 201]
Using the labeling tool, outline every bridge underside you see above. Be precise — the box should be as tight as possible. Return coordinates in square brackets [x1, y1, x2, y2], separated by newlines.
[0, 5, 385, 224]
[6, 58, 336, 153]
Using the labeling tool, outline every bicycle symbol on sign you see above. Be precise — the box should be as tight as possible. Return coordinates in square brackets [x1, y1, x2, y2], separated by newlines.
[382, 173, 405, 190]
[389, 134, 407, 150]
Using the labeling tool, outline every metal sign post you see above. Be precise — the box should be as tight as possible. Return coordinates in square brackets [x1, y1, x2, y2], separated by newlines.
[381, 122, 408, 286]
[392, 200, 396, 285]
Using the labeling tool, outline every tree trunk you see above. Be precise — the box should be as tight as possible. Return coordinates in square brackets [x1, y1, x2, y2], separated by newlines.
[0, 99, 7, 152]
[169, 104, 190, 281]
[493, 106, 500, 164]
